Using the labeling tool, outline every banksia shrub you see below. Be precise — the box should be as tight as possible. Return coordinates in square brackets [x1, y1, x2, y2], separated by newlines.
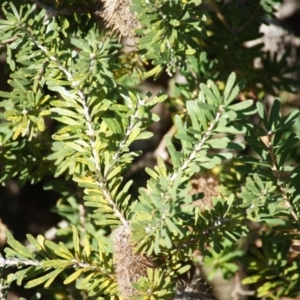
[1, 1, 300, 300]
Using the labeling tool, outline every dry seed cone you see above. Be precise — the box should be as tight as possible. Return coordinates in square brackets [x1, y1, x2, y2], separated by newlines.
[113, 224, 155, 299]
[95, 0, 140, 37]
[174, 278, 217, 300]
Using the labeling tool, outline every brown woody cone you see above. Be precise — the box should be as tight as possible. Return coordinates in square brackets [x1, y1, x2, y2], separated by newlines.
[113, 224, 155, 299]
[95, 0, 140, 37]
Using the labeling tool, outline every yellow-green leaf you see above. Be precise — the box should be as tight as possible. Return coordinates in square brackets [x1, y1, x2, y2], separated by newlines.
[84, 236, 91, 258]
[73, 226, 80, 255]
[44, 269, 64, 288]
[6, 230, 32, 259]
[63, 268, 84, 285]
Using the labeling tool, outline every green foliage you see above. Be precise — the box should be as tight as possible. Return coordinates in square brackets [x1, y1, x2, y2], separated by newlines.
[131, 73, 254, 257]
[0, 0, 300, 299]
[132, 0, 204, 78]
[243, 233, 300, 298]
[239, 99, 300, 225]
[4, 227, 116, 297]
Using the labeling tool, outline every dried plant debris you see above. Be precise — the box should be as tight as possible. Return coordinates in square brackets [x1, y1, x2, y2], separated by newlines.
[174, 278, 217, 300]
[112, 224, 155, 299]
[95, 0, 141, 37]
[190, 174, 220, 211]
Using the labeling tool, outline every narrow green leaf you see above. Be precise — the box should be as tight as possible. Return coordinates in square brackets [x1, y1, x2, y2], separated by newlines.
[105, 165, 122, 181]
[9, 3, 20, 20]
[26, 234, 43, 252]
[51, 107, 82, 119]
[51, 100, 81, 109]
[200, 82, 219, 105]
[154, 232, 161, 254]
[174, 115, 193, 151]
[42, 260, 73, 269]
[84, 236, 91, 258]
[44, 269, 64, 288]
[176, 133, 195, 143]
[227, 100, 254, 111]
[162, 229, 172, 249]
[57, 242, 75, 260]
[256, 102, 265, 120]
[98, 278, 113, 291]
[137, 131, 153, 140]
[186, 101, 201, 131]
[279, 109, 300, 131]
[165, 218, 183, 237]
[71, 37, 91, 52]
[214, 125, 246, 134]
[166, 136, 181, 168]
[95, 219, 121, 226]
[73, 226, 80, 256]
[269, 99, 281, 130]
[6, 231, 33, 259]
[26, 270, 60, 289]
[64, 142, 87, 153]
[223, 72, 236, 103]
[15, 267, 37, 286]
[210, 81, 222, 105]
[52, 116, 81, 126]
[63, 268, 84, 285]
[242, 275, 262, 285]
[205, 137, 231, 148]
[145, 167, 159, 180]
[177, 264, 191, 275]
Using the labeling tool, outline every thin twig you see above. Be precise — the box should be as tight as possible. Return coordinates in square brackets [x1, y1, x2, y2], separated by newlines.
[0, 257, 42, 267]
[231, 272, 255, 300]
[210, 0, 230, 30]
